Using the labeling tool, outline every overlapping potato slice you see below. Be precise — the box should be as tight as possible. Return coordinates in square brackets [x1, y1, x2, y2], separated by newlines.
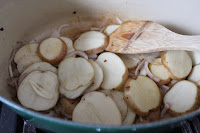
[17, 55, 42, 73]
[60, 37, 75, 55]
[17, 71, 59, 111]
[122, 107, 136, 125]
[59, 81, 92, 99]
[14, 43, 39, 63]
[187, 51, 200, 66]
[72, 91, 122, 125]
[103, 25, 120, 36]
[58, 57, 94, 91]
[96, 52, 128, 90]
[118, 54, 141, 70]
[164, 80, 199, 116]
[161, 51, 192, 80]
[38, 37, 67, 65]
[149, 58, 171, 84]
[188, 64, 200, 86]
[74, 31, 108, 55]
[124, 76, 161, 116]
[84, 60, 103, 94]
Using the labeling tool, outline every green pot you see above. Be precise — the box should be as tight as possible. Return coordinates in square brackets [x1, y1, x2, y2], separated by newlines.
[1, 0, 200, 132]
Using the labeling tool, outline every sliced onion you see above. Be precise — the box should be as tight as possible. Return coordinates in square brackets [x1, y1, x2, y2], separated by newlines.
[90, 27, 101, 31]
[161, 102, 171, 118]
[160, 85, 170, 95]
[116, 17, 123, 24]
[144, 61, 160, 82]
[51, 24, 69, 37]
[65, 50, 88, 60]
[170, 80, 178, 86]
[135, 60, 145, 75]
[8, 48, 18, 78]
[141, 52, 160, 63]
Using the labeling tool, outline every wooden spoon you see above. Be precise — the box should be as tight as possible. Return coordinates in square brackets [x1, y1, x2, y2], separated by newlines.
[105, 21, 200, 54]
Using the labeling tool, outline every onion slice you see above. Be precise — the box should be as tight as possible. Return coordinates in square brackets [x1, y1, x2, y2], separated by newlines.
[116, 17, 123, 24]
[159, 85, 170, 96]
[65, 50, 88, 60]
[88, 54, 97, 59]
[51, 24, 69, 37]
[135, 60, 145, 75]
[161, 102, 171, 118]
[144, 61, 160, 82]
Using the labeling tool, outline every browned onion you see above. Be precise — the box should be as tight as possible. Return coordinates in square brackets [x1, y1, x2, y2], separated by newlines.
[65, 50, 88, 60]
[144, 61, 160, 82]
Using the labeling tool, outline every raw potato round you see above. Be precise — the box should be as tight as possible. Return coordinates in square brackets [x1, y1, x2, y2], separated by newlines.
[103, 25, 120, 36]
[124, 76, 161, 116]
[58, 57, 94, 91]
[188, 64, 200, 86]
[118, 54, 140, 70]
[60, 37, 75, 55]
[187, 51, 200, 66]
[161, 51, 192, 80]
[96, 52, 128, 90]
[110, 91, 128, 120]
[59, 97, 80, 116]
[38, 37, 67, 65]
[72, 91, 122, 125]
[59, 81, 92, 99]
[149, 58, 171, 84]
[122, 107, 136, 125]
[84, 59, 103, 94]
[74, 31, 108, 54]
[17, 55, 42, 73]
[22, 62, 57, 76]
[17, 71, 59, 111]
[14, 43, 39, 63]
[164, 80, 199, 115]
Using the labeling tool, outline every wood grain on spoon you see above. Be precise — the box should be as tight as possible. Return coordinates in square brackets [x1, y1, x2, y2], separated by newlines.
[106, 21, 200, 54]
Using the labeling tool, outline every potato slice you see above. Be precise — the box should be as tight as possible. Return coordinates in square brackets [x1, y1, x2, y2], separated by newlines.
[58, 57, 94, 91]
[17, 55, 42, 73]
[122, 107, 136, 125]
[38, 37, 67, 65]
[74, 31, 108, 55]
[149, 58, 171, 84]
[188, 64, 200, 86]
[110, 91, 128, 120]
[17, 71, 59, 111]
[59, 81, 92, 99]
[72, 91, 122, 125]
[59, 97, 80, 116]
[118, 54, 141, 70]
[164, 80, 199, 116]
[187, 51, 200, 66]
[96, 52, 128, 90]
[84, 60, 103, 93]
[14, 43, 39, 63]
[161, 51, 192, 80]
[60, 37, 75, 55]
[103, 25, 120, 36]
[124, 76, 161, 116]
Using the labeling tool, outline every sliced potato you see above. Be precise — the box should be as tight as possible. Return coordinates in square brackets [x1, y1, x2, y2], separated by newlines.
[149, 58, 171, 84]
[96, 52, 128, 90]
[84, 60, 103, 94]
[59, 81, 92, 99]
[58, 57, 94, 91]
[161, 51, 192, 80]
[72, 91, 122, 125]
[122, 107, 136, 125]
[164, 80, 199, 116]
[14, 43, 39, 63]
[60, 37, 75, 55]
[118, 54, 141, 70]
[103, 25, 120, 36]
[124, 76, 161, 116]
[187, 51, 200, 66]
[17, 55, 42, 73]
[110, 91, 128, 120]
[59, 97, 80, 116]
[74, 31, 108, 55]
[17, 71, 59, 111]
[38, 37, 67, 65]
[188, 64, 200, 86]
